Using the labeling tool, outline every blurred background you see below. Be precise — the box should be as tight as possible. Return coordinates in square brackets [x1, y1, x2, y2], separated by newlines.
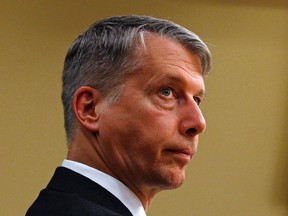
[1, 0, 287, 215]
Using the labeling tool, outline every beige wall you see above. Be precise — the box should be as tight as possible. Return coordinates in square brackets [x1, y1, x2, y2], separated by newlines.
[1, 0, 287, 215]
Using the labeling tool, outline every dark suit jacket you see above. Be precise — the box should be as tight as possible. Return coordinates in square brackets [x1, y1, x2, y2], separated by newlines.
[26, 167, 133, 216]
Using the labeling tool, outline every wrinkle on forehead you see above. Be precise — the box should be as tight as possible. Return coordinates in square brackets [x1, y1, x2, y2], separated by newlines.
[141, 35, 203, 77]
[133, 36, 206, 101]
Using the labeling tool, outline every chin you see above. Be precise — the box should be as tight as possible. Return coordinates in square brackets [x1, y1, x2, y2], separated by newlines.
[149, 166, 187, 190]
[161, 171, 186, 190]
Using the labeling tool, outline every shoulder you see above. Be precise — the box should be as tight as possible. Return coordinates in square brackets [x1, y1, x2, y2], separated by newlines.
[26, 188, 123, 216]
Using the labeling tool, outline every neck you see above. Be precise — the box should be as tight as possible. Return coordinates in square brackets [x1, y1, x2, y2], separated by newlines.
[66, 131, 159, 211]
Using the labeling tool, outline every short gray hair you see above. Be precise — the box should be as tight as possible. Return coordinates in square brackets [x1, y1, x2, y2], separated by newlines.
[62, 15, 212, 143]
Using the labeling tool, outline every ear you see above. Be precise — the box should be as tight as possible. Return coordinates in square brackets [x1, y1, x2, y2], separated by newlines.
[73, 86, 103, 132]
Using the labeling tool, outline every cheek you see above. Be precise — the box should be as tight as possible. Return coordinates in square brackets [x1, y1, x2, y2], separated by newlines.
[99, 103, 179, 156]
[125, 116, 180, 164]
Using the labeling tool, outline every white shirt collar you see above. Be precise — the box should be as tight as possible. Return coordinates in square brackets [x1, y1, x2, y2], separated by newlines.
[61, 159, 146, 216]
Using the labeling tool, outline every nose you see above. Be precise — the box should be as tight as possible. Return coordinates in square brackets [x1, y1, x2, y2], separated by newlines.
[179, 100, 206, 137]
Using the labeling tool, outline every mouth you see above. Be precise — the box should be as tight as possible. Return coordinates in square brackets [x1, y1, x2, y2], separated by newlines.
[164, 148, 194, 163]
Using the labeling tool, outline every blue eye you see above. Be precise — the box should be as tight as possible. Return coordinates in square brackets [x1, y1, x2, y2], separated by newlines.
[160, 87, 173, 97]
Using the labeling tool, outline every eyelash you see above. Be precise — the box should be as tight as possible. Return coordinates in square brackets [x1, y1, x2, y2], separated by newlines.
[160, 87, 176, 98]
[159, 87, 203, 106]
[193, 97, 202, 106]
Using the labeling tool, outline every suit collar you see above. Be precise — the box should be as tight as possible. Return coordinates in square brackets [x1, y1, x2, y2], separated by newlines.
[47, 167, 133, 216]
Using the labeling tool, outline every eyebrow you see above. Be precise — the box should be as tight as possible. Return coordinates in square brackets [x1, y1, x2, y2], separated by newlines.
[196, 88, 206, 98]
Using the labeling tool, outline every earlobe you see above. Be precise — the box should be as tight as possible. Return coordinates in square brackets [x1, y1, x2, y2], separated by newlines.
[73, 86, 102, 132]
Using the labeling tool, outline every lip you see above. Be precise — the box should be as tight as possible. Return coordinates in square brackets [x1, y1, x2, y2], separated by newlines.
[164, 147, 195, 163]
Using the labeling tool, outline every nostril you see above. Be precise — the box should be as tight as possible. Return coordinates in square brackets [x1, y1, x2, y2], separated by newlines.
[185, 128, 197, 135]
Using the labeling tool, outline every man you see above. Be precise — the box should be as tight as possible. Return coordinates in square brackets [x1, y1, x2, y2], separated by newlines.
[26, 15, 211, 216]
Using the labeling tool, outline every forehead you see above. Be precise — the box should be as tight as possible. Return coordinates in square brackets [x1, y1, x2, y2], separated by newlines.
[142, 35, 202, 72]
[136, 36, 204, 87]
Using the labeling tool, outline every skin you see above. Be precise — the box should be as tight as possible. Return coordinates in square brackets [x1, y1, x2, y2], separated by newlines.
[67, 35, 206, 211]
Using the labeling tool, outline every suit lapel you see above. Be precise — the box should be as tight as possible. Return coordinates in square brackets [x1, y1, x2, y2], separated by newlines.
[47, 167, 133, 216]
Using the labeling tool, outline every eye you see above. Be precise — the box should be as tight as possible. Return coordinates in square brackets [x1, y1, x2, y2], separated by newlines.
[160, 87, 174, 97]
[193, 96, 202, 106]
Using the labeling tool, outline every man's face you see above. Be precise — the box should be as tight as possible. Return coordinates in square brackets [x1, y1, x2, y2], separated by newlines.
[96, 36, 206, 195]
